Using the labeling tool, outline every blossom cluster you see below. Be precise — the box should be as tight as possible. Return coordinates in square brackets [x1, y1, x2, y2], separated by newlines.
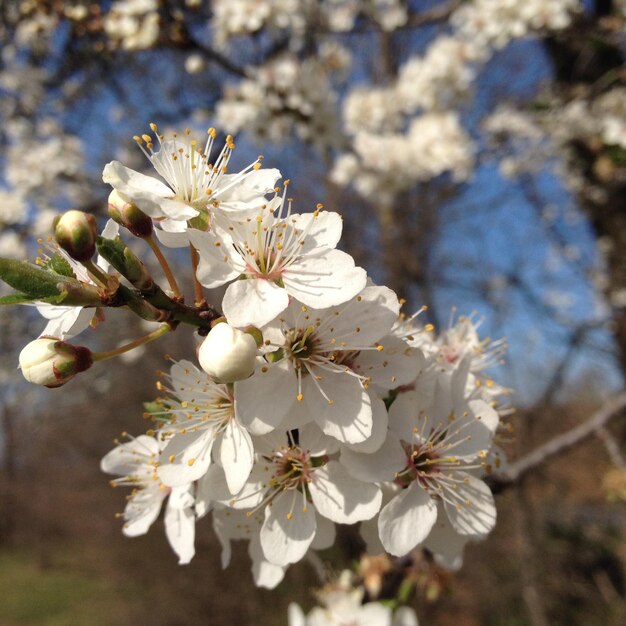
[44, 127, 516, 589]
[288, 570, 419, 626]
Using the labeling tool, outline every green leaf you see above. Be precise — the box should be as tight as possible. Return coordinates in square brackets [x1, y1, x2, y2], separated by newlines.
[0, 258, 70, 299]
[95, 236, 127, 274]
[0, 293, 37, 305]
[44, 252, 76, 278]
[0, 258, 103, 307]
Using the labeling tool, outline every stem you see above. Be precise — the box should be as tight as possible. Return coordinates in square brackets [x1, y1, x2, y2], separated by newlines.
[146, 235, 182, 298]
[92, 323, 173, 362]
[189, 244, 207, 308]
[488, 392, 626, 493]
[83, 260, 111, 288]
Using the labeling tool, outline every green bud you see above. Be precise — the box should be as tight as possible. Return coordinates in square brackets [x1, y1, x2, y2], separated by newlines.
[96, 236, 153, 292]
[19, 337, 93, 388]
[108, 190, 153, 238]
[54, 210, 98, 262]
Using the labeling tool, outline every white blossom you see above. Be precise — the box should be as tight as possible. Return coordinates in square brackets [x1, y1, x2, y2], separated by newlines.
[101, 434, 196, 564]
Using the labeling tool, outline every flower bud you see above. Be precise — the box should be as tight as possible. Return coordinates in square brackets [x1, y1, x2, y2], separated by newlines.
[53, 210, 98, 262]
[197, 322, 258, 383]
[19, 338, 93, 388]
[108, 190, 153, 238]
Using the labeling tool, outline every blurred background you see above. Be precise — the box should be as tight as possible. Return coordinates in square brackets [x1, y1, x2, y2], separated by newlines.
[0, 0, 625, 624]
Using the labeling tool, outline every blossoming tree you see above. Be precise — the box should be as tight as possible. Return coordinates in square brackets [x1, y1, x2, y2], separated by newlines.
[0, 1, 625, 624]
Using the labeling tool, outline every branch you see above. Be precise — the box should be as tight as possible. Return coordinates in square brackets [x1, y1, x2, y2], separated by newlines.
[488, 392, 626, 493]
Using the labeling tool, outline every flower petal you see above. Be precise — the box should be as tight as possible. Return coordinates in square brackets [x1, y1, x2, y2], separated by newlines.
[223, 278, 289, 328]
[283, 248, 366, 309]
[304, 372, 372, 444]
[260, 494, 316, 566]
[443, 472, 496, 537]
[309, 461, 382, 524]
[158, 429, 215, 487]
[235, 359, 297, 434]
[216, 420, 254, 494]
[378, 484, 437, 556]
[340, 432, 405, 483]
[164, 497, 196, 564]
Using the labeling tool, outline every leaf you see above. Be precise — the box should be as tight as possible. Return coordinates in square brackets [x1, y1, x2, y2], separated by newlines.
[0, 292, 72, 306]
[0, 258, 103, 306]
[44, 252, 76, 278]
[0, 293, 37, 305]
[96, 236, 127, 274]
[0, 258, 70, 298]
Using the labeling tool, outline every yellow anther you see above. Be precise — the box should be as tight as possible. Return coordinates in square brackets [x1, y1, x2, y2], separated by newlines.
[149, 122, 158, 132]
[141, 134, 151, 143]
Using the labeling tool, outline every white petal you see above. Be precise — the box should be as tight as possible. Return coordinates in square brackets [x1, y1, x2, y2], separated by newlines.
[340, 432, 405, 483]
[37, 305, 94, 340]
[358, 604, 393, 626]
[343, 392, 388, 454]
[103, 161, 195, 219]
[304, 372, 372, 444]
[260, 494, 316, 566]
[311, 514, 336, 550]
[196, 463, 240, 509]
[283, 248, 367, 309]
[387, 391, 422, 442]
[299, 422, 340, 456]
[423, 504, 469, 571]
[217, 168, 282, 208]
[378, 485, 437, 556]
[223, 278, 289, 328]
[234, 359, 296, 434]
[251, 557, 286, 589]
[154, 226, 190, 248]
[103, 161, 172, 197]
[316, 284, 400, 347]
[354, 337, 425, 391]
[288, 603, 307, 626]
[468, 399, 500, 434]
[392, 607, 419, 626]
[122, 491, 164, 537]
[309, 461, 382, 524]
[443, 472, 496, 537]
[359, 516, 385, 555]
[188, 229, 241, 288]
[164, 499, 196, 564]
[100, 435, 159, 476]
[291, 210, 343, 250]
[216, 420, 254, 494]
[157, 429, 215, 487]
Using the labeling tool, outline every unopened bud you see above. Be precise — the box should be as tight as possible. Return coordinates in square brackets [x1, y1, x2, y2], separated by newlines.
[198, 322, 258, 383]
[108, 190, 153, 238]
[19, 337, 93, 388]
[54, 210, 98, 262]
[53, 210, 98, 262]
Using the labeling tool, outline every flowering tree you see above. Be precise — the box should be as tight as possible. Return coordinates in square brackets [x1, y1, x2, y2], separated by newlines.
[0, 1, 625, 624]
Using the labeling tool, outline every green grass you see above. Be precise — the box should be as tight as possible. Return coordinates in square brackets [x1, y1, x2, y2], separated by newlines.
[0, 549, 133, 625]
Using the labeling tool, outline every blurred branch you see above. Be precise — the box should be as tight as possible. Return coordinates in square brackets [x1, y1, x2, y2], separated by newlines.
[596, 425, 626, 469]
[489, 391, 626, 493]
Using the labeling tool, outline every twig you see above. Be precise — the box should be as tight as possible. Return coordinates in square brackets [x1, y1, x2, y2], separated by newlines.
[488, 392, 626, 493]
[595, 425, 626, 469]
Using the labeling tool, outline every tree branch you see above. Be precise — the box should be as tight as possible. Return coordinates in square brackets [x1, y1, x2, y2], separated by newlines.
[488, 392, 626, 493]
